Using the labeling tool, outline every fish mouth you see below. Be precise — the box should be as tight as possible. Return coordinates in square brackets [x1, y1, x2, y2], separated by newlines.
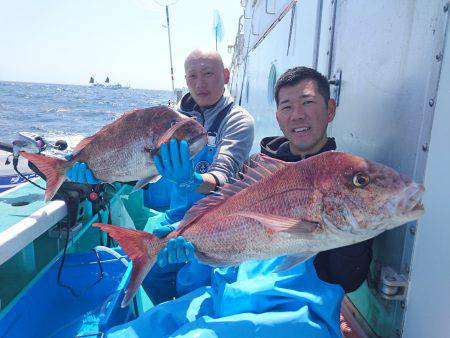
[410, 202, 424, 212]
[403, 200, 425, 219]
[187, 132, 208, 156]
[188, 131, 207, 146]
[386, 183, 425, 223]
[404, 184, 425, 213]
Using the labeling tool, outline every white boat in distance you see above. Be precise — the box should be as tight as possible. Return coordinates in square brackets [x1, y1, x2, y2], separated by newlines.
[89, 76, 130, 89]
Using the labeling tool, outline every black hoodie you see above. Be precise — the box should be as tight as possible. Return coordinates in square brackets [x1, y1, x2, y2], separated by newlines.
[260, 136, 372, 293]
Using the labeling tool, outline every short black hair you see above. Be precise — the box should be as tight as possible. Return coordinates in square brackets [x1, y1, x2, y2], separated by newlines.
[275, 67, 330, 106]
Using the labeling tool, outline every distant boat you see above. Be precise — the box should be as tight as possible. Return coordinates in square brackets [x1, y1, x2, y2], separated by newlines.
[106, 83, 124, 90]
[88, 76, 129, 89]
[89, 76, 105, 87]
[104, 76, 130, 90]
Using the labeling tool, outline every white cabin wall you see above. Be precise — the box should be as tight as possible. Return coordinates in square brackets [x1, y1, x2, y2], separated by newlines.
[403, 12, 450, 337]
[323, 0, 447, 336]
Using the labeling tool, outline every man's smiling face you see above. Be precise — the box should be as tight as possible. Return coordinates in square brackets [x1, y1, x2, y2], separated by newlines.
[276, 79, 336, 156]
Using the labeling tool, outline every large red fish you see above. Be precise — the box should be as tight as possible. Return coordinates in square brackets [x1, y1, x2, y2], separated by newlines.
[20, 106, 208, 201]
[94, 151, 425, 307]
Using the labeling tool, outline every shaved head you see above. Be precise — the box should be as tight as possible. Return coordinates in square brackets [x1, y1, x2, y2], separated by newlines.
[184, 48, 230, 108]
[184, 48, 224, 71]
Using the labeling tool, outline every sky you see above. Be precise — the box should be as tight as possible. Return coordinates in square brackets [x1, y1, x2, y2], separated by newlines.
[0, 0, 243, 90]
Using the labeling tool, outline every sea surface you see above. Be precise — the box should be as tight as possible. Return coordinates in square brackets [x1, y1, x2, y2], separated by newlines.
[0, 81, 175, 149]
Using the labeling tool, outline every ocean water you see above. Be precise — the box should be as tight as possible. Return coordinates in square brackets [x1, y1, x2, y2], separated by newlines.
[0, 81, 175, 148]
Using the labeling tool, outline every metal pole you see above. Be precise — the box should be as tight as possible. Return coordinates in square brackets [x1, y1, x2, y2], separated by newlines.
[166, 5, 175, 92]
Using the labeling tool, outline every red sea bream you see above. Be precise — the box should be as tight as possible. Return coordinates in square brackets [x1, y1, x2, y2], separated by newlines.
[21, 106, 208, 201]
[95, 151, 425, 307]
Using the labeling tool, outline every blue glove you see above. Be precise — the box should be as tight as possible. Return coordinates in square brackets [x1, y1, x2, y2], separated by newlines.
[153, 219, 195, 267]
[157, 236, 195, 267]
[153, 215, 177, 238]
[153, 139, 203, 191]
[65, 156, 100, 184]
[153, 224, 176, 238]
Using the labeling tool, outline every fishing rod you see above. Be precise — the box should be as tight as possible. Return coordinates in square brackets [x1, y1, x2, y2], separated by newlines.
[153, 0, 181, 93]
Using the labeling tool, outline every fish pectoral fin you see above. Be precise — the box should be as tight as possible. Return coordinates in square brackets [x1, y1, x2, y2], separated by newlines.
[131, 175, 162, 193]
[235, 212, 320, 234]
[274, 253, 315, 273]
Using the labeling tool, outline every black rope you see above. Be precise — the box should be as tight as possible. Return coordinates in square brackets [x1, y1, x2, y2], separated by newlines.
[56, 221, 105, 297]
[55, 183, 117, 297]
[13, 157, 46, 190]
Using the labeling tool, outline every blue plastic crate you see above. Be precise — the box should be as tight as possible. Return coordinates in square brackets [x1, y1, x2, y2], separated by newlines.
[0, 248, 136, 337]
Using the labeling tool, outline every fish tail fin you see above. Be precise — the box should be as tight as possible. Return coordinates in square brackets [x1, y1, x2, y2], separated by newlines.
[93, 223, 163, 308]
[20, 152, 68, 201]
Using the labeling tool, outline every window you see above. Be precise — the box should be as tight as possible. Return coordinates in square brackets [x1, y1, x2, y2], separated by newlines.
[267, 63, 277, 104]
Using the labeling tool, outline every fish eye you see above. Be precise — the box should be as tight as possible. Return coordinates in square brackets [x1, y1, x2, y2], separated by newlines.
[170, 120, 177, 127]
[353, 172, 370, 187]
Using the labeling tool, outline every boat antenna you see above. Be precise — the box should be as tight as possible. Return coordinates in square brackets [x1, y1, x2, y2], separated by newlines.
[153, 0, 181, 93]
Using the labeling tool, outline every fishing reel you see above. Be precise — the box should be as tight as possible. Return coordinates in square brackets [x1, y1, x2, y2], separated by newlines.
[0, 132, 68, 169]
[12, 132, 68, 157]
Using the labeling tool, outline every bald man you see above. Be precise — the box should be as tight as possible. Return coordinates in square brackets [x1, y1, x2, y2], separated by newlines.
[143, 49, 254, 218]
[180, 48, 254, 192]
[141, 48, 255, 305]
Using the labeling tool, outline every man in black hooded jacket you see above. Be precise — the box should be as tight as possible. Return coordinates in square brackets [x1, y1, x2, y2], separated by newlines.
[255, 66, 372, 293]
[106, 67, 372, 337]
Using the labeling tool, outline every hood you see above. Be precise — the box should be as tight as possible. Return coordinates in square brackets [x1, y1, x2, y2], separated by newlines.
[260, 136, 336, 162]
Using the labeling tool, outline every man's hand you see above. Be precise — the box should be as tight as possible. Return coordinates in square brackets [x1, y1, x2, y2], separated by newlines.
[157, 236, 195, 267]
[152, 219, 195, 267]
[153, 223, 176, 238]
[65, 157, 100, 184]
[153, 139, 203, 191]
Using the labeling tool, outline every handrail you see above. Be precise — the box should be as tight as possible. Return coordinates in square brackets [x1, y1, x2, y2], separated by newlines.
[249, 0, 298, 53]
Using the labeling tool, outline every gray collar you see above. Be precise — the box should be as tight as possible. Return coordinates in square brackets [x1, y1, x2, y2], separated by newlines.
[178, 88, 234, 130]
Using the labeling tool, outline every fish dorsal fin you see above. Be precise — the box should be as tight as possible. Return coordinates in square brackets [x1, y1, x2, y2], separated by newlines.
[71, 110, 140, 156]
[72, 135, 95, 156]
[176, 154, 290, 233]
[226, 154, 289, 194]
[252, 153, 289, 171]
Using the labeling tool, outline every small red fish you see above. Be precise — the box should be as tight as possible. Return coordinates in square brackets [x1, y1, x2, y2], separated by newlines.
[21, 106, 207, 201]
[94, 151, 425, 307]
